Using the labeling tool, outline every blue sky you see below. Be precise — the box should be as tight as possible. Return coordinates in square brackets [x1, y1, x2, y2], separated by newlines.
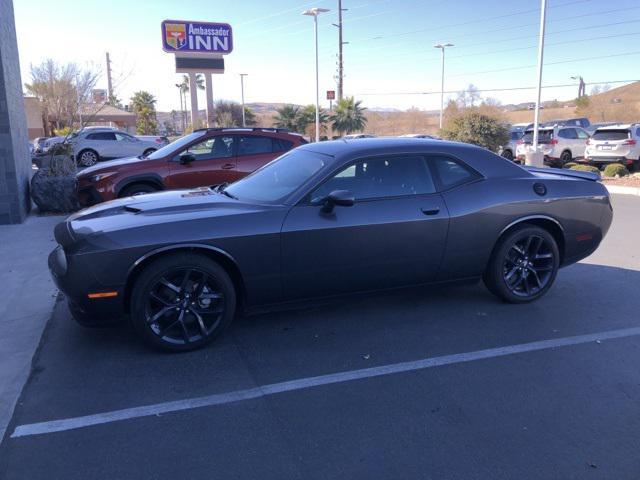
[13, 0, 640, 112]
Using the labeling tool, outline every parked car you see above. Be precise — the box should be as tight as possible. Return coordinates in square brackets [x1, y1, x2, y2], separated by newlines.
[400, 134, 441, 139]
[75, 127, 307, 206]
[32, 137, 49, 154]
[583, 124, 640, 171]
[342, 134, 376, 139]
[42, 136, 65, 153]
[498, 128, 525, 161]
[541, 118, 590, 129]
[68, 128, 159, 167]
[50, 137, 612, 351]
[516, 125, 590, 167]
[136, 135, 171, 147]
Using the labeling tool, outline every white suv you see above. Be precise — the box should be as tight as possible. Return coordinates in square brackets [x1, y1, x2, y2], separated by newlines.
[69, 128, 159, 167]
[584, 124, 640, 172]
[515, 125, 590, 167]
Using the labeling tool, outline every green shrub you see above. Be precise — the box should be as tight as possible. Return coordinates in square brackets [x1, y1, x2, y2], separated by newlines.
[441, 111, 509, 152]
[602, 163, 629, 177]
[563, 162, 578, 169]
[570, 164, 601, 176]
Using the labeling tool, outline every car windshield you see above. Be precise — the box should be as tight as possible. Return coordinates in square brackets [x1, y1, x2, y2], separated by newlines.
[146, 131, 206, 159]
[223, 149, 328, 203]
[522, 129, 553, 143]
[592, 129, 630, 141]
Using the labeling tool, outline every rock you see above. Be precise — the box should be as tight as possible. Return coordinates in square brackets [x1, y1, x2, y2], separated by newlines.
[30, 167, 79, 213]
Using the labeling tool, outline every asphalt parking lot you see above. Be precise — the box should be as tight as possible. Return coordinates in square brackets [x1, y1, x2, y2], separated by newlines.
[1, 194, 639, 479]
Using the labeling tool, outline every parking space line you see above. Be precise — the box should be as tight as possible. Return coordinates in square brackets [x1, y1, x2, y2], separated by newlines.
[11, 326, 640, 439]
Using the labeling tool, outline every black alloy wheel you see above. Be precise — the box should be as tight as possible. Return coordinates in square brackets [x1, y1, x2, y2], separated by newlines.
[560, 150, 573, 164]
[501, 149, 514, 161]
[131, 253, 236, 351]
[484, 225, 559, 303]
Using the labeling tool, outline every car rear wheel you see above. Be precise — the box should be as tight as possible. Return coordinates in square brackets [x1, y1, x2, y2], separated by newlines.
[483, 225, 559, 303]
[130, 253, 236, 351]
[78, 149, 99, 167]
[119, 183, 159, 197]
[560, 150, 572, 164]
[501, 149, 514, 161]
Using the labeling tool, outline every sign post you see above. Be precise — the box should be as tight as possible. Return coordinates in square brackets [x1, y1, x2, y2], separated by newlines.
[161, 20, 233, 128]
[327, 90, 335, 111]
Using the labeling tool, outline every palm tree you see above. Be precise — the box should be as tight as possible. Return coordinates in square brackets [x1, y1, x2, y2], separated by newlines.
[298, 105, 329, 138]
[273, 104, 300, 131]
[331, 97, 367, 135]
[130, 91, 158, 134]
[180, 74, 205, 93]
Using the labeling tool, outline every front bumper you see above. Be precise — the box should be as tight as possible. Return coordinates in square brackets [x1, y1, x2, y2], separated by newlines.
[48, 246, 125, 326]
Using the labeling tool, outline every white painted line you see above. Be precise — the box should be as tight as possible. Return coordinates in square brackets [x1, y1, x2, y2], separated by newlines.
[11, 326, 640, 439]
[606, 184, 640, 196]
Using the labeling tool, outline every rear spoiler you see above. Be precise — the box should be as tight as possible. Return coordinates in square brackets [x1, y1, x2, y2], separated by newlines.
[524, 166, 600, 182]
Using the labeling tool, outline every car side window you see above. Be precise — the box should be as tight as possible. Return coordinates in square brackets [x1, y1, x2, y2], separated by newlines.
[576, 129, 589, 139]
[558, 128, 577, 139]
[115, 133, 134, 141]
[238, 136, 273, 156]
[182, 136, 234, 160]
[310, 155, 436, 202]
[430, 156, 478, 190]
[273, 138, 294, 152]
[86, 132, 116, 141]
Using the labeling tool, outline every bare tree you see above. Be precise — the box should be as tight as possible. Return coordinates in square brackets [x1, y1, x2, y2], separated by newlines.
[25, 59, 100, 133]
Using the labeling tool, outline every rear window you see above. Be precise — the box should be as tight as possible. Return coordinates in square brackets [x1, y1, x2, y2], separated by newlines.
[510, 131, 523, 141]
[592, 129, 630, 141]
[522, 130, 554, 143]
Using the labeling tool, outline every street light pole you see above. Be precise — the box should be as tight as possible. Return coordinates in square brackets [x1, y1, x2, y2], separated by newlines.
[175, 83, 184, 133]
[303, 7, 330, 142]
[531, 0, 547, 165]
[434, 43, 453, 130]
[239, 74, 248, 127]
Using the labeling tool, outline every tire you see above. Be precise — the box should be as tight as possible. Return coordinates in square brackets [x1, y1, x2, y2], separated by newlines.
[630, 159, 639, 173]
[560, 150, 573, 165]
[501, 149, 514, 161]
[483, 225, 560, 304]
[143, 148, 156, 157]
[119, 183, 159, 197]
[77, 149, 99, 167]
[130, 253, 236, 351]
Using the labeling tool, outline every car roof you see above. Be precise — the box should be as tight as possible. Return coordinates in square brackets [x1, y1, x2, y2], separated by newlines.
[596, 123, 635, 130]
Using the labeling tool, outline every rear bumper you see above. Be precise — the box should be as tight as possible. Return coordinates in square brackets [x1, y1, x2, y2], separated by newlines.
[582, 156, 634, 165]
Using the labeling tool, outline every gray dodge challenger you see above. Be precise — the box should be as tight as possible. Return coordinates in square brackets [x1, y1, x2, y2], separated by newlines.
[49, 137, 613, 351]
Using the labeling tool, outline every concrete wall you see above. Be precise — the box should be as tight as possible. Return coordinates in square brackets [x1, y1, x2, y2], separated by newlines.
[0, 0, 30, 224]
[24, 97, 44, 140]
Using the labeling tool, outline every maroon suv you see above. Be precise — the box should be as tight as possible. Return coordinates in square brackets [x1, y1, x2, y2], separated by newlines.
[76, 128, 307, 206]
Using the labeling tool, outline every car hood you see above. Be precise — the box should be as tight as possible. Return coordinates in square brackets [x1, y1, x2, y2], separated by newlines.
[56, 188, 278, 244]
[77, 156, 152, 177]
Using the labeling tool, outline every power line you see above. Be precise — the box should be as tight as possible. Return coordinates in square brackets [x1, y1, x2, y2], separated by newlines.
[355, 79, 639, 96]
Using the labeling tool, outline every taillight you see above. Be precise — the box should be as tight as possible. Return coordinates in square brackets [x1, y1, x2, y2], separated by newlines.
[586, 138, 591, 145]
[623, 139, 637, 146]
[517, 139, 524, 145]
[155, 138, 163, 144]
[550, 139, 558, 145]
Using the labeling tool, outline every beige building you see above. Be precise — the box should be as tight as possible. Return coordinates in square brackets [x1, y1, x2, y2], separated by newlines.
[23, 97, 137, 139]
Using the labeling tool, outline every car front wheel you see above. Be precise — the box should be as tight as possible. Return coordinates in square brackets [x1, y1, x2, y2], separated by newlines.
[131, 253, 236, 351]
[501, 149, 514, 161]
[78, 149, 99, 167]
[483, 225, 559, 303]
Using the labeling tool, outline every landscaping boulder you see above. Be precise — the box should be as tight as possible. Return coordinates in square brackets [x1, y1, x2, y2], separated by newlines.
[30, 150, 79, 213]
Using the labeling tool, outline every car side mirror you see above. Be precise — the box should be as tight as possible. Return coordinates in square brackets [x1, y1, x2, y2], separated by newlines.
[321, 190, 355, 213]
[179, 153, 196, 165]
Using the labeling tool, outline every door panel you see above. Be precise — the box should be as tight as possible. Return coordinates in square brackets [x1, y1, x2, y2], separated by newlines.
[167, 135, 237, 189]
[281, 195, 449, 299]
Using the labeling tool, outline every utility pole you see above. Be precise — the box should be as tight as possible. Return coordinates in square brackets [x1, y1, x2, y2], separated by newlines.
[105, 52, 113, 99]
[337, 0, 344, 101]
[333, 0, 347, 101]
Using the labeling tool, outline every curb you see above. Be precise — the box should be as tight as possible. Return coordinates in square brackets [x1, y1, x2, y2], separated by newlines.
[605, 185, 640, 196]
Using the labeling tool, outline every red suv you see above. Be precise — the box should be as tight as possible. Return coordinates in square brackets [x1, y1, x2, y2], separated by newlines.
[76, 128, 306, 206]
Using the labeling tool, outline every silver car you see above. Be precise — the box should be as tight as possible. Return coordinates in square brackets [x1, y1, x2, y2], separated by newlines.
[584, 124, 640, 171]
[69, 128, 159, 167]
[516, 125, 590, 167]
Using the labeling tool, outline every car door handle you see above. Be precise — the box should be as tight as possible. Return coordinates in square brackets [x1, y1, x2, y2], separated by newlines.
[221, 163, 235, 170]
[421, 207, 440, 216]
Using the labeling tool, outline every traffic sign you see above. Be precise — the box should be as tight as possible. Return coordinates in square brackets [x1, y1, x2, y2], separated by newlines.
[326, 90, 336, 100]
